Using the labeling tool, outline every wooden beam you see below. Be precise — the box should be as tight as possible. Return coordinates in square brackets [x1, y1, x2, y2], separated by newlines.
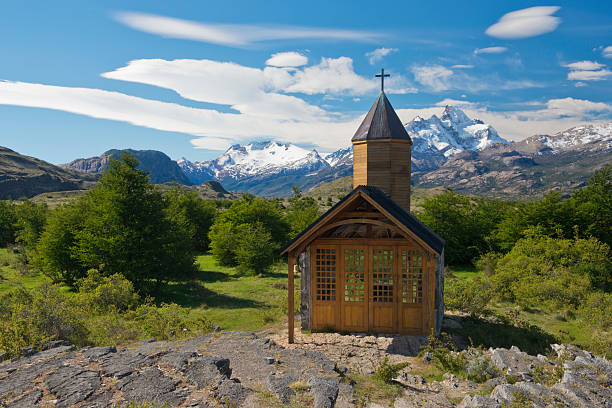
[337, 211, 384, 219]
[288, 254, 296, 344]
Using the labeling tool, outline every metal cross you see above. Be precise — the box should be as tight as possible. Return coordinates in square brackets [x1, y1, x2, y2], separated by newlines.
[376, 68, 390, 92]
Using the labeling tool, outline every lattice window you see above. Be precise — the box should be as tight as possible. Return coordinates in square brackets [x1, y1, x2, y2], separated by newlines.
[401, 249, 424, 304]
[315, 248, 336, 301]
[372, 249, 394, 303]
[344, 249, 365, 302]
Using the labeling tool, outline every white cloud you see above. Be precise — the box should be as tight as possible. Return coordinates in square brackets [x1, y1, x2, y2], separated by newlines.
[396, 97, 612, 142]
[603, 46, 612, 59]
[411, 65, 454, 92]
[0, 79, 360, 152]
[115, 11, 382, 47]
[574, 82, 587, 87]
[434, 98, 475, 107]
[451, 65, 474, 69]
[365, 48, 398, 65]
[411, 64, 540, 92]
[485, 6, 561, 39]
[563, 61, 611, 81]
[567, 69, 611, 81]
[564, 60, 604, 71]
[474, 46, 508, 55]
[265, 52, 308, 67]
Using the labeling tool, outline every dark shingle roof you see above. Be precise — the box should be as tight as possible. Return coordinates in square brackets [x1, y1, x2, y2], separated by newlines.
[281, 185, 444, 254]
[351, 92, 412, 142]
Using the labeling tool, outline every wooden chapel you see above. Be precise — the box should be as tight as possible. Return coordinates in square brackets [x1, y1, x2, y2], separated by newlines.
[282, 70, 445, 343]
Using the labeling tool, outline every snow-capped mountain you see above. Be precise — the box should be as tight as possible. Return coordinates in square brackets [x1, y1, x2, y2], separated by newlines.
[527, 123, 612, 153]
[406, 106, 508, 170]
[178, 106, 508, 194]
[178, 141, 331, 195]
[322, 146, 352, 167]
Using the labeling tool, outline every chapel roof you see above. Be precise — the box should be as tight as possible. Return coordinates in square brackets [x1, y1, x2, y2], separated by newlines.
[281, 185, 444, 255]
[351, 91, 412, 142]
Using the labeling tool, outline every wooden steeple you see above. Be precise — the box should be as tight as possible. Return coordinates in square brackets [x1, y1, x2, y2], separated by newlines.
[352, 73, 412, 210]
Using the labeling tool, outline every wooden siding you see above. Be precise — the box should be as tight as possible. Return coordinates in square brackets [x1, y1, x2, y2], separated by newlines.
[352, 139, 411, 211]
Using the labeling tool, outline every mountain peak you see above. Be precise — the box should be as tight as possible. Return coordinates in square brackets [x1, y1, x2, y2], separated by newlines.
[441, 105, 471, 125]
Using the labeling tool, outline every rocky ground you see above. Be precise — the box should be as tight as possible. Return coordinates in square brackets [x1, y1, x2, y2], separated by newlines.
[1, 322, 610, 407]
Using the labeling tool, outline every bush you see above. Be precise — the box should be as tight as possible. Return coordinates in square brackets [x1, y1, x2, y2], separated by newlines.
[0, 284, 88, 356]
[373, 357, 410, 384]
[77, 270, 140, 313]
[209, 194, 288, 273]
[235, 223, 278, 275]
[445, 277, 492, 316]
[490, 235, 611, 308]
[0, 201, 17, 246]
[579, 291, 612, 329]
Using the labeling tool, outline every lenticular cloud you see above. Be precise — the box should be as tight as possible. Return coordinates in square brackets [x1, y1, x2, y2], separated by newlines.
[485, 6, 561, 39]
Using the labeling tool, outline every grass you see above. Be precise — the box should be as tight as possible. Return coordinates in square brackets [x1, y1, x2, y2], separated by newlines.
[0, 249, 296, 333]
[0, 248, 71, 295]
[448, 265, 481, 280]
[152, 254, 298, 332]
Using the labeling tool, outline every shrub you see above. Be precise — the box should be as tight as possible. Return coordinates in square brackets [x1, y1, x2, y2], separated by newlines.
[77, 270, 140, 313]
[235, 223, 278, 275]
[445, 276, 492, 316]
[579, 291, 612, 329]
[165, 188, 217, 252]
[0, 284, 88, 356]
[373, 357, 410, 384]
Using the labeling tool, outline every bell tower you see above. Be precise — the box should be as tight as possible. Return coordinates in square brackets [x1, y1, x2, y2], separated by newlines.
[352, 69, 413, 210]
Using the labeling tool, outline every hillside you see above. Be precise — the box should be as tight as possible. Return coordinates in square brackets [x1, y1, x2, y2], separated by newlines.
[306, 176, 447, 212]
[414, 123, 612, 199]
[64, 149, 192, 185]
[0, 147, 97, 199]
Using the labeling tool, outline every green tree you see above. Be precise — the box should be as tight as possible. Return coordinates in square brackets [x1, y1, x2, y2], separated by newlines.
[165, 187, 217, 252]
[492, 192, 574, 252]
[0, 201, 17, 246]
[35, 201, 87, 284]
[235, 222, 278, 274]
[36, 153, 194, 291]
[571, 166, 612, 248]
[209, 194, 288, 272]
[285, 186, 320, 239]
[417, 191, 509, 265]
[13, 200, 47, 251]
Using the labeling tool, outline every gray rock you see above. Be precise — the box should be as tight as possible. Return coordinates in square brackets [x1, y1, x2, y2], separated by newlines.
[422, 351, 434, 363]
[399, 373, 426, 385]
[183, 356, 231, 389]
[118, 366, 186, 406]
[309, 377, 339, 408]
[45, 366, 101, 408]
[82, 346, 116, 360]
[160, 350, 197, 370]
[490, 347, 535, 375]
[458, 394, 500, 408]
[265, 357, 275, 364]
[266, 374, 296, 404]
[4, 389, 43, 408]
[0, 358, 60, 397]
[216, 378, 252, 406]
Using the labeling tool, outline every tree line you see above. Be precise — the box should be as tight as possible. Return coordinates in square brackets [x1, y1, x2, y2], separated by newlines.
[0, 153, 321, 293]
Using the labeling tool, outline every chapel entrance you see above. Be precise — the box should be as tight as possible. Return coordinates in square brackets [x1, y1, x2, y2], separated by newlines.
[311, 243, 428, 334]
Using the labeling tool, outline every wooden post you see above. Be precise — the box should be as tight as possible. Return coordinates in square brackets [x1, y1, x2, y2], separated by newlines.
[288, 254, 296, 344]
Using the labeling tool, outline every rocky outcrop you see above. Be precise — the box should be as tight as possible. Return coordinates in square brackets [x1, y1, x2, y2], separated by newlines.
[2, 331, 610, 408]
[0, 331, 348, 408]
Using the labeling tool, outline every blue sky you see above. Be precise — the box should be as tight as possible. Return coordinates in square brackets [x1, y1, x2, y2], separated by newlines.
[1, 0, 611, 164]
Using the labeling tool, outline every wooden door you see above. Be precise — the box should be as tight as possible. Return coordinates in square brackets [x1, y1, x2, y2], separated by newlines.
[310, 246, 338, 330]
[340, 247, 368, 332]
[398, 248, 426, 334]
[369, 247, 395, 332]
